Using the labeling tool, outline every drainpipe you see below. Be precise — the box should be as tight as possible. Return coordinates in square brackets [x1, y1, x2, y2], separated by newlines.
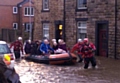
[115, 0, 117, 59]
[63, 0, 66, 41]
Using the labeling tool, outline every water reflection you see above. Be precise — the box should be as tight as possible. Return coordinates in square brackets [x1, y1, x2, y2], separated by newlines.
[15, 56, 120, 83]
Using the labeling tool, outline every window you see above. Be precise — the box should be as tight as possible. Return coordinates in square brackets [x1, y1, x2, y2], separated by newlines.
[24, 23, 33, 32]
[13, 23, 18, 29]
[13, 7, 18, 14]
[43, 0, 49, 11]
[77, 0, 87, 9]
[43, 23, 49, 39]
[24, 7, 34, 16]
[77, 21, 87, 39]
[0, 44, 11, 54]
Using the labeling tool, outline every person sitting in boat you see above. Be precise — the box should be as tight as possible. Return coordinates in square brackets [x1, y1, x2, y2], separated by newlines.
[58, 39, 67, 52]
[52, 39, 56, 42]
[71, 38, 84, 63]
[40, 39, 54, 55]
[52, 42, 58, 51]
[24, 39, 32, 56]
[36, 40, 43, 55]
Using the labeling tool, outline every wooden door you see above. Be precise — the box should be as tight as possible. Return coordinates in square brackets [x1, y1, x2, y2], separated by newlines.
[99, 29, 108, 56]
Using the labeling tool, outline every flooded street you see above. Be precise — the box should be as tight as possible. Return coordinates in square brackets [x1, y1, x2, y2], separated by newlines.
[14, 56, 120, 83]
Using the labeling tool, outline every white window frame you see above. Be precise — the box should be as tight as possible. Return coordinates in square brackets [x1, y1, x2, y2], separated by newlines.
[24, 7, 34, 16]
[43, 0, 49, 11]
[25, 23, 32, 32]
[77, 21, 87, 39]
[77, 0, 87, 9]
[43, 23, 49, 39]
[13, 7, 18, 14]
[13, 23, 18, 29]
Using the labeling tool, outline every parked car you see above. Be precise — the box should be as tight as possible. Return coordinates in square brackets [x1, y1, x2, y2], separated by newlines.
[0, 41, 15, 68]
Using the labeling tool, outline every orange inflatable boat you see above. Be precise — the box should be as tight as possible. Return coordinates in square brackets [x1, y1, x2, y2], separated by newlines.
[25, 53, 77, 65]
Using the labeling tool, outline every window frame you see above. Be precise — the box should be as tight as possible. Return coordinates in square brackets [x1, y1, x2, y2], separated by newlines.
[13, 23, 18, 30]
[24, 7, 34, 16]
[13, 7, 18, 14]
[76, 0, 87, 11]
[42, 0, 49, 11]
[77, 21, 87, 40]
[43, 23, 49, 39]
[24, 23, 33, 32]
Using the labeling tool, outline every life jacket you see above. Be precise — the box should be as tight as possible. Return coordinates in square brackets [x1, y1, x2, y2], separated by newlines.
[81, 43, 96, 58]
[10, 40, 23, 51]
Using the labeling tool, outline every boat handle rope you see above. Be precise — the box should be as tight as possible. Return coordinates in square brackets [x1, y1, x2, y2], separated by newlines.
[68, 51, 73, 62]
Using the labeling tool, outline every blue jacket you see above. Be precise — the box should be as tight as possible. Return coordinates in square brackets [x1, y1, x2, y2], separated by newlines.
[40, 43, 54, 54]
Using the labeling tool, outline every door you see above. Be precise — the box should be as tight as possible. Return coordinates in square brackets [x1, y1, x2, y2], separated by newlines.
[55, 21, 64, 42]
[99, 29, 108, 56]
[96, 22, 108, 57]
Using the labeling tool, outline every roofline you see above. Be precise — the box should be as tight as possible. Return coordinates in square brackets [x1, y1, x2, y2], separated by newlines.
[17, 0, 34, 7]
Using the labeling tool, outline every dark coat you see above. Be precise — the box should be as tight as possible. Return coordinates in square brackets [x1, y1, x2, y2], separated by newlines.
[24, 42, 32, 54]
[52, 45, 58, 51]
[58, 44, 67, 52]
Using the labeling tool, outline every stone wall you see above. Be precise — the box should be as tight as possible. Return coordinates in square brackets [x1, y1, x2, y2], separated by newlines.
[65, 0, 76, 48]
[34, 0, 88, 48]
[33, 0, 64, 41]
[116, 0, 120, 58]
[87, 0, 115, 58]
[34, 0, 120, 58]
[65, 0, 88, 48]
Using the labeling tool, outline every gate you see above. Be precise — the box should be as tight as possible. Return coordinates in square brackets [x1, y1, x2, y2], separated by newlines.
[1, 29, 17, 42]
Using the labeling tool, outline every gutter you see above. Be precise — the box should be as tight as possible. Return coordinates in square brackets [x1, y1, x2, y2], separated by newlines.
[63, 0, 66, 41]
[115, 0, 117, 59]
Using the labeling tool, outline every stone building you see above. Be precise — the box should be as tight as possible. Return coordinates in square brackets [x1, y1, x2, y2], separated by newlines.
[34, 0, 120, 59]
[34, 0, 87, 47]
[87, 0, 120, 58]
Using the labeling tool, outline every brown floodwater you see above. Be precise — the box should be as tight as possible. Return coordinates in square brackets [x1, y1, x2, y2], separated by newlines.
[14, 56, 120, 83]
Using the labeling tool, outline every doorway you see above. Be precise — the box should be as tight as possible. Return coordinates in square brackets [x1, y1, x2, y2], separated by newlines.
[96, 21, 108, 57]
[55, 21, 65, 42]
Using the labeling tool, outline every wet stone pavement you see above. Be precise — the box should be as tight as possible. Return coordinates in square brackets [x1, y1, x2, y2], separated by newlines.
[14, 56, 120, 83]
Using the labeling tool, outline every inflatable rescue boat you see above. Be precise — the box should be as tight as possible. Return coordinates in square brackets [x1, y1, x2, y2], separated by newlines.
[25, 53, 77, 65]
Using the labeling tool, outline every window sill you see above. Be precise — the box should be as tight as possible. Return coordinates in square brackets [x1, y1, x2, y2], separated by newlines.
[76, 7, 87, 12]
[41, 9, 50, 12]
[13, 13, 18, 14]
[24, 15, 34, 17]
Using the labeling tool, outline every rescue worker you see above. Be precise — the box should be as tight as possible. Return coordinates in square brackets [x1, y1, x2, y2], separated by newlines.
[71, 38, 83, 63]
[10, 37, 23, 60]
[81, 38, 97, 69]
